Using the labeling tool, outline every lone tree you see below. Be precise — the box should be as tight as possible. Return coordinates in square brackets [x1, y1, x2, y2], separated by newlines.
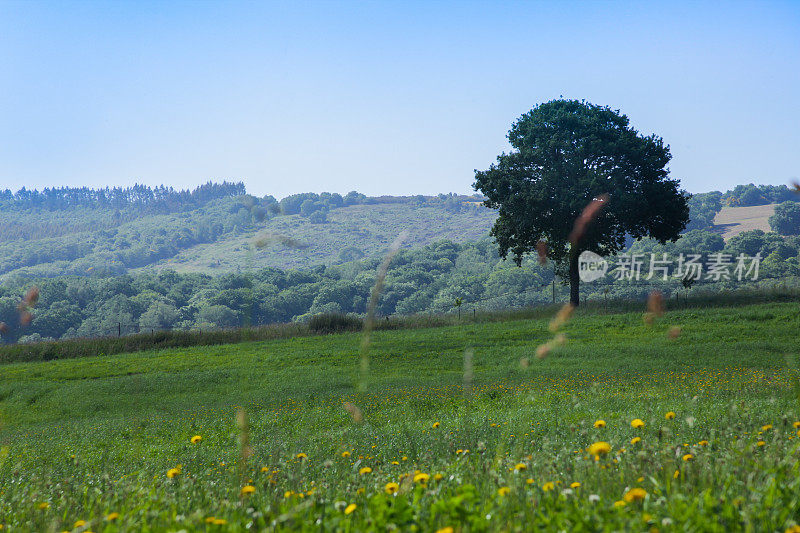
[474, 99, 689, 306]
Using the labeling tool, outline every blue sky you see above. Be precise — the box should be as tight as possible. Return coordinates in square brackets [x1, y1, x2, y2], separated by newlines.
[1, 1, 798, 198]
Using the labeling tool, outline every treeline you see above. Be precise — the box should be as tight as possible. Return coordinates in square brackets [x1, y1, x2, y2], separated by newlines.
[2, 228, 798, 345]
[0, 181, 245, 213]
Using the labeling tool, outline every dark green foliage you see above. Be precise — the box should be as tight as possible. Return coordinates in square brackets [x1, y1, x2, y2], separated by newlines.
[307, 313, 363, 334]
[769, 201, 800, 235]
[474, 99, 689, 305]
[722, 183, 796, 206]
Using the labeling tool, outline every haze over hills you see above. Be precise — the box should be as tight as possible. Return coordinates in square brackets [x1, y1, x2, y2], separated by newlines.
[0, 182, 794, 280]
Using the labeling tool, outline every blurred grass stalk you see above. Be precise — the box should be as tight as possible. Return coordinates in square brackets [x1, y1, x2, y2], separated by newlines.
[359, 231, 408, 392]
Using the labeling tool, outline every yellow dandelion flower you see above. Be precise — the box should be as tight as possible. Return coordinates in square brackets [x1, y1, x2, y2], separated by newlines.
[74, 520, 87, 528]
[413, 472, 430, 484]
[570, 482, 581, 489]
[587, 441, 611, 457]
[514, 463, 527, 471]
[105, 513, 120, 521]
[793, 421, 800, 429]
[526, 478, 534, 484]
[637, 476, 644, 482]
[284, 490, 295, 498]
[190, 435, 202, 444]
[436, 528, 454, 533]
[497, 486, 511, 496]
[241, 485, 256, 496]
[261, 466, 270, 473]
[432, 422, 440, 429]
[542, 482, 555, 491]
[623, 487, 647, 502]
[385, 482, 400, 494]
[296, 453, 308, 459]
[213, 518, 227, 525]
[38, 502, 50, 510]
[762, 424, 773, 431]
[341, 451, 351, 458]
[344, 503, 357, 515]
[630, 437, 641, 444]
[433, 473, 443, 481]
[682, 453, 694, 461]
[631, 419, 645, 429]
[673, 469, 680, 479]
[785, 526, 800, 533]
[391, 460, 399, 465]
[614, 500, 626, 508]
[698, 440, 709, 446]
[205, 517, 217, 524]
[594, 420, 606, 428]
[166, 467, 180, 479]
[757, 440, 766, 447]
[358, 466, 372, 475]
[665, 411, 676, 420]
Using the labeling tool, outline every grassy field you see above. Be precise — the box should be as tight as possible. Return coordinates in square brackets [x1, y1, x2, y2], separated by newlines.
[1, 301, 799, 531]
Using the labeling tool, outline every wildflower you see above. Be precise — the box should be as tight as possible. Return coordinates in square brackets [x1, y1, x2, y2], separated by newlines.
[436, 528, 454, 533]
[213, 518, 227, 525]
[241, 485, 256, 496]
[497, 486, 511, 496]
[673, 470, 679, 479]
[526, 478, 534, 484]
[341, 451, 351, 458]
[284, 490, 295, 498]
[623, 487, 647, 503]
[589, 494, 600, 503]
[167, 467, 181, 478]
[637, 477, 644, 482]
[570, 482, 581, 488]
[630, 437, 641, 444]
[432, 422, 441, 429]
[190, 435, 202, 444]
[786, 526, 800, 533]
[514, 463, 527, 471]
[614, 500, 626, 508]
[698, 440, 709, 446]
[385, 482, 399, 494]
[38, 502, 50, 510]
[391, 460, 399, 465]
[682, 454, 694, 461]
[762, 424, 773, 431]
[665, 411, 676, 420]
[413, 472, 430, 484]
[594, 420, 606, 428]
[542, 482, 555, 491]
[358, 467, 372, 475]
[794, 422, 800, 429]
[344, 503, 357, 515]
[631, 419, 645, 429]
[587, 441, 611, 458]
[105, 513, 120, 521]
[296, 453, 308, 459]
[757, 441, 766, 447]
[261, 466, 270, 472]
[433, 473, 444, 481]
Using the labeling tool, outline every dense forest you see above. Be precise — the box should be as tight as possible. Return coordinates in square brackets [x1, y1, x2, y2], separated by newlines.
[0, 182, 797, 344]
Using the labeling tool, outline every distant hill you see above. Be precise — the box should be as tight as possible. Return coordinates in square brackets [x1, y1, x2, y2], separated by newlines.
[0, 186, 496, 279]
[712, 204, 776, 241]
[139, 202, 497, 274]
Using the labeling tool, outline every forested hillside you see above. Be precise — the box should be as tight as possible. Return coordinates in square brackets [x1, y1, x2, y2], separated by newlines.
[0, 182, 797, 344]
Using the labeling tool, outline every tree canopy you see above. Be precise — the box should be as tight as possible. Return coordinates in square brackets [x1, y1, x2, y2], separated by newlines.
[474, 99, 689, 305]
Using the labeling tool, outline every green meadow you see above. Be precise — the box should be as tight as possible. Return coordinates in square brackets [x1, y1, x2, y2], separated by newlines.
[1, 301, 799, 531]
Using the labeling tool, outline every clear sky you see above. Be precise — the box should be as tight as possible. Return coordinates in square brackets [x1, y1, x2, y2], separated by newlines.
[1, 1, 798, 199]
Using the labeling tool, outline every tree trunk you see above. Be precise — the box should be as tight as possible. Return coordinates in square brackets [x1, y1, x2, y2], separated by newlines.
[569, 251, 580, 307]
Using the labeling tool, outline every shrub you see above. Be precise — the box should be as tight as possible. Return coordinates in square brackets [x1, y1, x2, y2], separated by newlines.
[307, 313, 363, 334]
